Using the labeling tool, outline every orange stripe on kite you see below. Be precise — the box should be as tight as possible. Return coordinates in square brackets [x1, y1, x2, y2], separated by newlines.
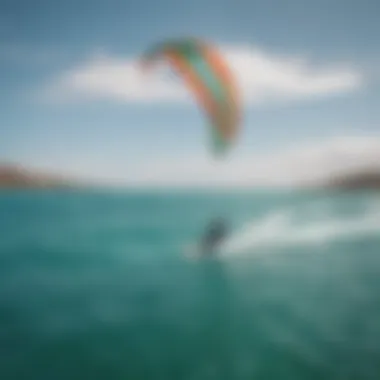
[199, 44, 240, 140]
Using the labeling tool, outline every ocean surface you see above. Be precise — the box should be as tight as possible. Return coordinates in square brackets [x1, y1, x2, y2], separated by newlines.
[1, 189, 380, 380]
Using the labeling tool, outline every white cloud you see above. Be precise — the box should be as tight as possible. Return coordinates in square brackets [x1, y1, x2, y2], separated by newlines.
[28, 135, 379, 188]
[43, 43, 363, 106]
[117, 135, 380, 188]
[150, 135, 380, 188]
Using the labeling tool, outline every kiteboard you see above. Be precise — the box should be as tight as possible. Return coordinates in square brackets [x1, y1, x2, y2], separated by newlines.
[183, 241, 224, 261]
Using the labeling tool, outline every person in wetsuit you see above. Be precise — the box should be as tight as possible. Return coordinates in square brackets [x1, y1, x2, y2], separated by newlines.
[200, 217, 228, 255]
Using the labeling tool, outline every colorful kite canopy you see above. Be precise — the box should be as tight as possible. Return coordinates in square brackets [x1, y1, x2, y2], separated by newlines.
[140, 37, 241, 157]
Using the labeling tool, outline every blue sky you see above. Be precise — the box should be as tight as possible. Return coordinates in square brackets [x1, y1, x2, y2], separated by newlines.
[1, 0, 379, 186]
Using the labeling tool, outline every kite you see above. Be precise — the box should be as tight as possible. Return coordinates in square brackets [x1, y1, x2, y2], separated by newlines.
[140, 37, 241, 157]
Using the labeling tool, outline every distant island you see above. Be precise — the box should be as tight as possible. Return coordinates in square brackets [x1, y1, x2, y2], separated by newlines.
[0, 164, 79, 189]
[321, 169, 380, 191]
[1, 163, 380, 191]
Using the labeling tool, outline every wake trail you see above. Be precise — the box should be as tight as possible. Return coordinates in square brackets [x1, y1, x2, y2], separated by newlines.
[220, 197, 380, 257]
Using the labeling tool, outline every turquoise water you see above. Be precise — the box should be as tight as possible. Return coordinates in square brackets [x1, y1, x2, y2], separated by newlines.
[1, 189, 380, 379]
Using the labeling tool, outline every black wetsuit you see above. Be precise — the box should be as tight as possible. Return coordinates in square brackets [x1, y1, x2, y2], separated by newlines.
[200, 219, 228, 255]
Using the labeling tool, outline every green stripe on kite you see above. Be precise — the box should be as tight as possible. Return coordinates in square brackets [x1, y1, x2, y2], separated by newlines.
[173, 42, 229, 106]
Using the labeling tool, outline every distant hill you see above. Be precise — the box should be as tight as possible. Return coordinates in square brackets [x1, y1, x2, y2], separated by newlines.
[2, 162, 380, 191]
[323, 170, 380, 190]
[0, 164, 78, 189]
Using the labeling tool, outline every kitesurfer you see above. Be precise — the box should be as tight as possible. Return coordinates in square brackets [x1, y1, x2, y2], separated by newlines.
[200, 217, 228, 255]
